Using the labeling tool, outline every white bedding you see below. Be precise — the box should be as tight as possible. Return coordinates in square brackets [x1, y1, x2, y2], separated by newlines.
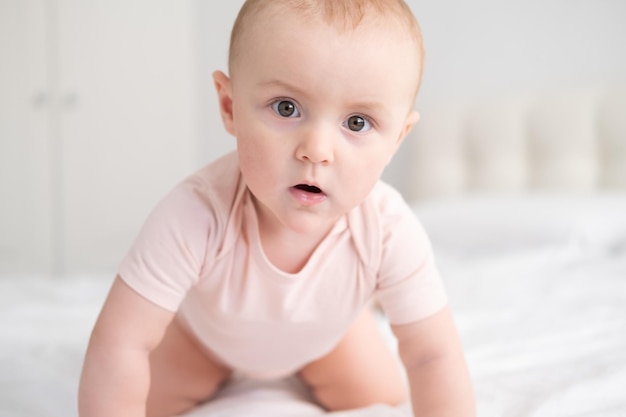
[1, 194, 625, 417]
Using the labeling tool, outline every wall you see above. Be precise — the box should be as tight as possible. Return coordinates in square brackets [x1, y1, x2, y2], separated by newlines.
[192, 0, 244, 167]
[412, 0, 626, 107]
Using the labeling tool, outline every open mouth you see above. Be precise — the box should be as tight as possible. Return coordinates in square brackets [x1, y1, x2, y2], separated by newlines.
[294, 184, 322, 194]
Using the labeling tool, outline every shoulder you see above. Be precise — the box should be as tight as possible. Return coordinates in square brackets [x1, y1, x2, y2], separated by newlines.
[133, 151, 244, 261]
[366, 180, 412, 219]
[117, 152, 245, 310]
[162, 151, 242, 224]
[365, 184, 446, 325]
[184, 151, 242, 208]
[347, 181, 422, 271]
[351, 180, 419, 236]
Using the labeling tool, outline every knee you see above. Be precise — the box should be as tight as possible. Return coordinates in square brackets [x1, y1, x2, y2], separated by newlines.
[309, 376, 408, 411]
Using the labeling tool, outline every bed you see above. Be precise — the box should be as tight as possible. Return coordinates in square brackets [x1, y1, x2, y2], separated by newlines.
[2, 83, 625, 417]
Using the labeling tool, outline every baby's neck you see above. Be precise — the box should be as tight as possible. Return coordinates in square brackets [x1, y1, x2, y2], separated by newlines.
[257, 222, 332, 274]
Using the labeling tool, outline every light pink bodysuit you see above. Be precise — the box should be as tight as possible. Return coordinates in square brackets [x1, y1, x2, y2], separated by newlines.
[119, 152, 447, 379]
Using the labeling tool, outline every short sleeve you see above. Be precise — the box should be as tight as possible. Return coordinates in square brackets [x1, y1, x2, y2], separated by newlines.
[118, 175, 216, 312]
[374, 187, 447, 325]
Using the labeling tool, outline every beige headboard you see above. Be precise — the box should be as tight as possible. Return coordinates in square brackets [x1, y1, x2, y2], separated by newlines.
[408, 82, 626, 201]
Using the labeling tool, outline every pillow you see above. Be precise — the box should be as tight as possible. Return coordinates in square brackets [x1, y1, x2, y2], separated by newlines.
[411, 192, 626, 259]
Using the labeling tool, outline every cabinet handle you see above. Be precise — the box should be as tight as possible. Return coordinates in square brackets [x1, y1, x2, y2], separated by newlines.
[32, 92, 49, 109]
[31, 92, 79, 110]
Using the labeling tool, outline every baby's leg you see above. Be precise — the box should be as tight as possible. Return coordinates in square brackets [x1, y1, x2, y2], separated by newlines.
[147, 318, 232, 417]
[299, 307, 408, 410]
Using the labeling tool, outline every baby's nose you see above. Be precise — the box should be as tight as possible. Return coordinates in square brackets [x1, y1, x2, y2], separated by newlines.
[295, 125, 336, 164]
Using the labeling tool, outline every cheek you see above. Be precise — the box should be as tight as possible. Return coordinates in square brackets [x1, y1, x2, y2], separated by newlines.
[236, 130, 283, 192]
[343, 157, 386, 196]
[237, 130, 278, 169]
[237, 139, 265, 181]
[361, 142, 397, 172]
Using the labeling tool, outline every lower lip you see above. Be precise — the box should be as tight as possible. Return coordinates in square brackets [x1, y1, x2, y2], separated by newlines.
[289, 187, 327, 206]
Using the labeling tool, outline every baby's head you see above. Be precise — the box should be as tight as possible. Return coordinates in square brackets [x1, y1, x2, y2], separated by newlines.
[214, 0, 425, 234]
[228, 0, 424, 100]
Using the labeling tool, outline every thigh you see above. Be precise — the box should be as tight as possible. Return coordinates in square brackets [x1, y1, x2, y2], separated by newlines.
[147, 317, 232, 417]
[298, 307, 408, 411]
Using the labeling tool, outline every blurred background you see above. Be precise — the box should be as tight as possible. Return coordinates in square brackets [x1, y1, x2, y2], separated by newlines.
[1, 0, 625, 277]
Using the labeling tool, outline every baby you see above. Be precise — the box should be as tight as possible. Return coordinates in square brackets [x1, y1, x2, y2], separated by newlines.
[79, 1, 475, 416]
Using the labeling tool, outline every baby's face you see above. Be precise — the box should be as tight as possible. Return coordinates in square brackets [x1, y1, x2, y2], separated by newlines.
[221, 9, 421, 237]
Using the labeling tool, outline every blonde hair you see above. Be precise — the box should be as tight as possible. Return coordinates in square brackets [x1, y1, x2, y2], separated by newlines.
[228, 0, 424, 91]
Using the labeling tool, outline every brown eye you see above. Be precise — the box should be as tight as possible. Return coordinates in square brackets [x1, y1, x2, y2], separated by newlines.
[345, 115, 370, 132]
[272, 100, 299, 117]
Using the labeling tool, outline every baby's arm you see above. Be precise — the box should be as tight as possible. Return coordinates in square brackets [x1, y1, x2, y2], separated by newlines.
[78, 276, 174, 417]
[392, 307, 475, 417]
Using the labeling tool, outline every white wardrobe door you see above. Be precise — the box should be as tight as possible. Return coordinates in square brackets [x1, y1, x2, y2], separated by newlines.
[0, 0, 55, 275]
[57, 0, 199, 273]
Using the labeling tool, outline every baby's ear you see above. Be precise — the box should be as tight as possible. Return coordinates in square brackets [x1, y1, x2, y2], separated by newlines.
[396, 110, 420, 146]
[213, 71, 236, 136]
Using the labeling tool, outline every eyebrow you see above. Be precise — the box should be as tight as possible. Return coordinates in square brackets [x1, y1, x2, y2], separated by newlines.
[258, 79, 308, 97]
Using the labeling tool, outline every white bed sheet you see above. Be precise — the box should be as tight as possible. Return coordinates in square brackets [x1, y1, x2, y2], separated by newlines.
[1, 195, 625, 417]
[443, 248, 626, 417]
